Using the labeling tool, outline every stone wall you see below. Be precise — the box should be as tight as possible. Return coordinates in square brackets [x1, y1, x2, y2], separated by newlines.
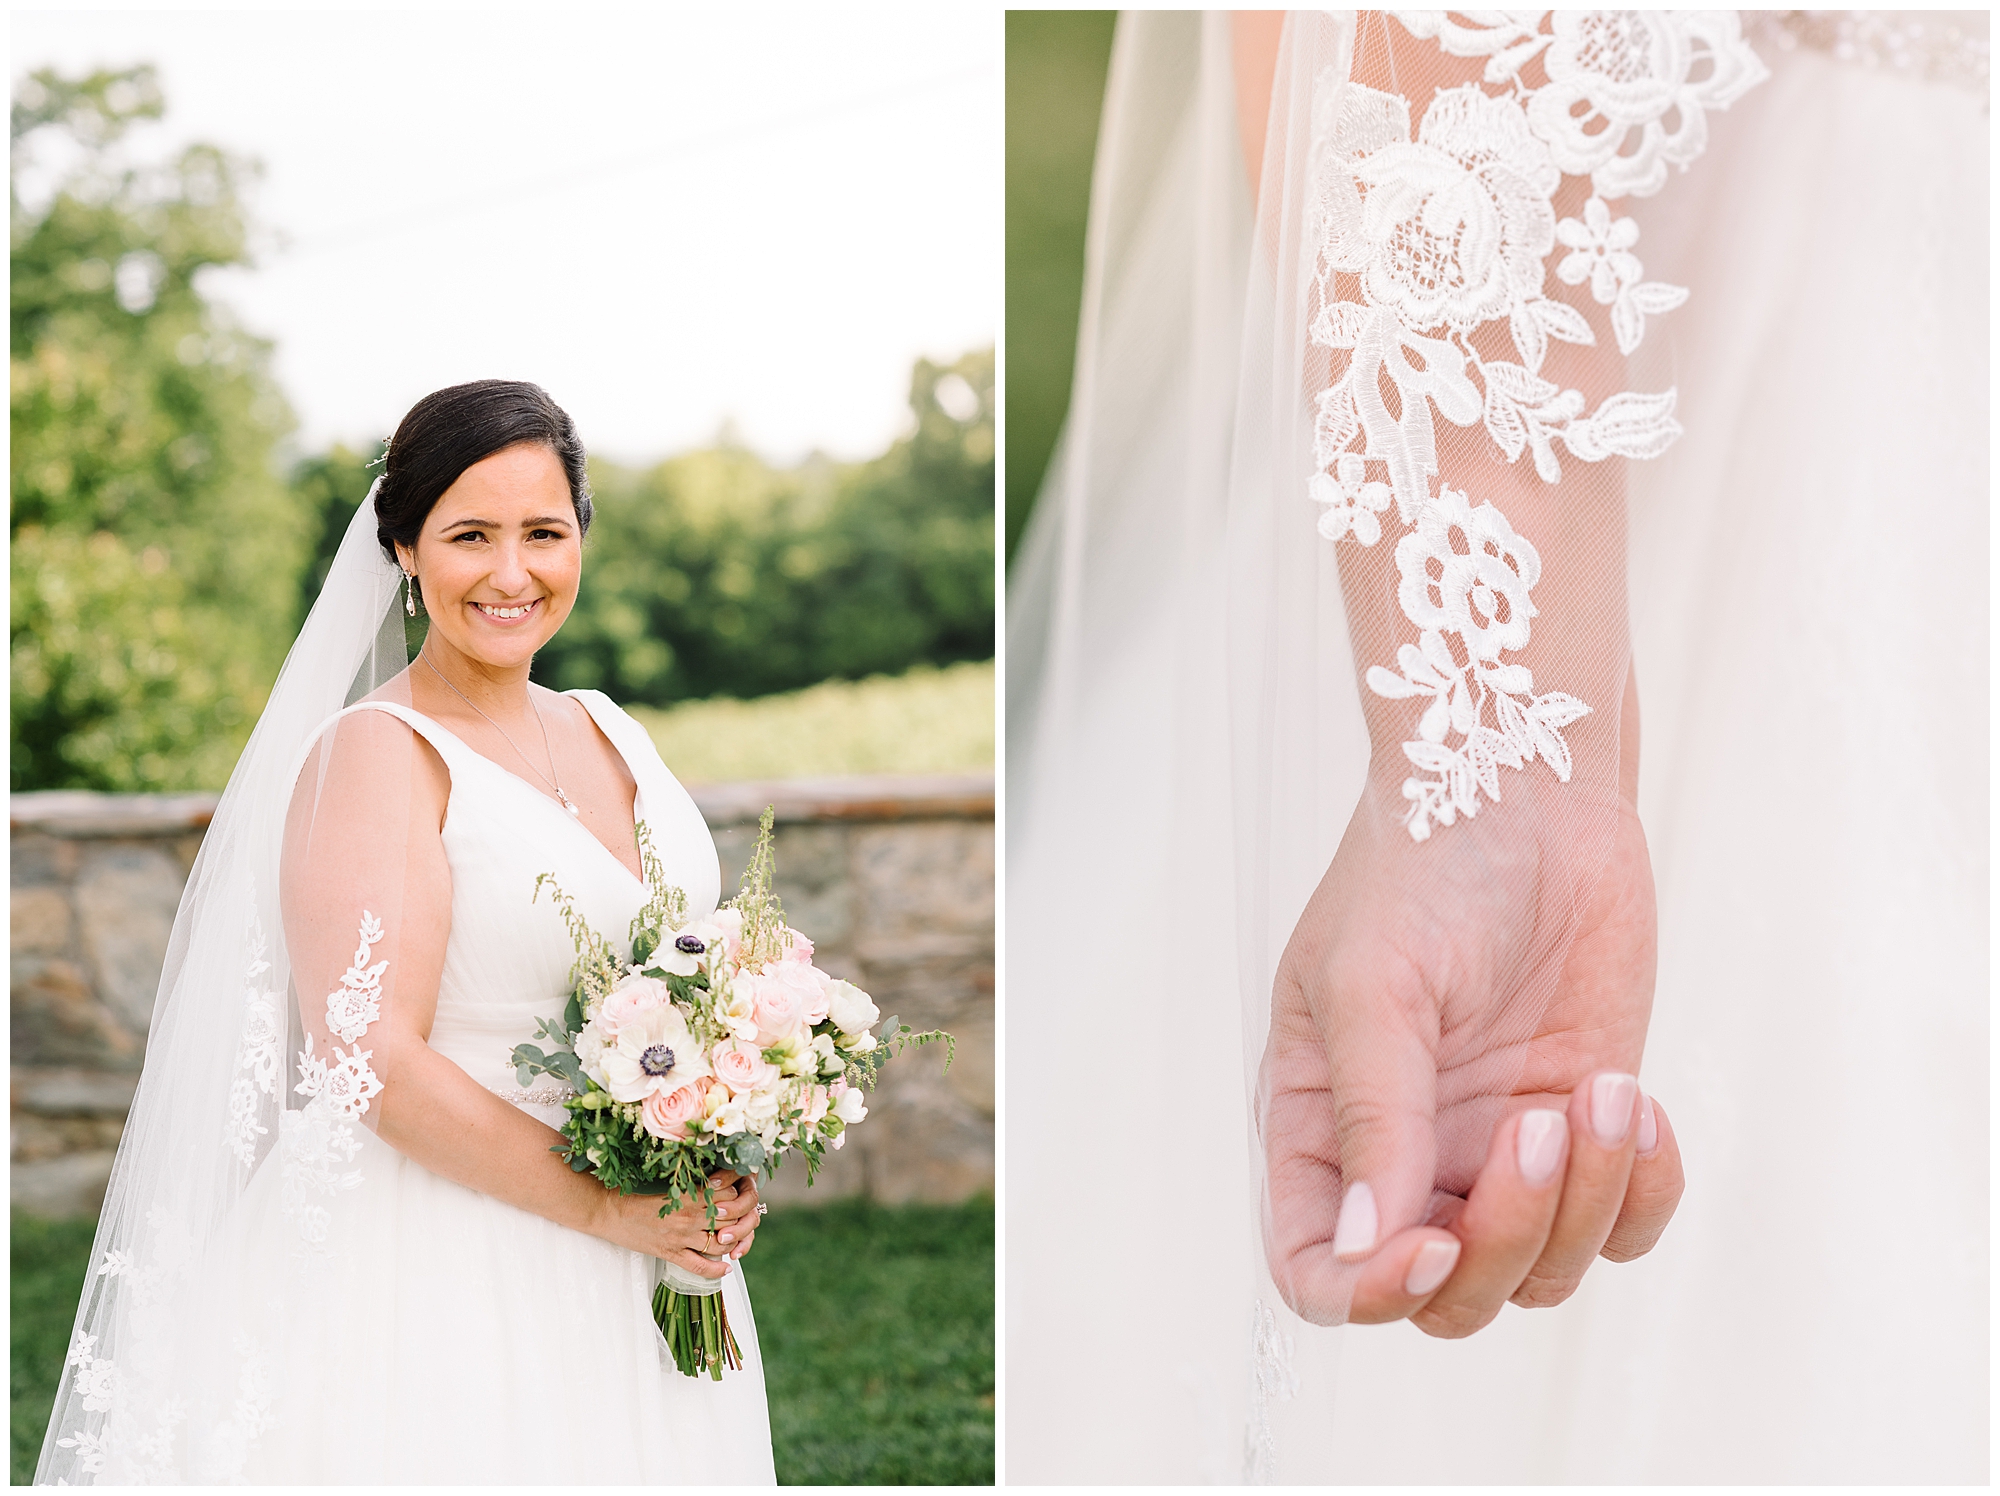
[10, 776, 993, 1218]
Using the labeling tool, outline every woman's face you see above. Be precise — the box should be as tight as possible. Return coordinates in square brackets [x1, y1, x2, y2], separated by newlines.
[395, 442, 582, 674]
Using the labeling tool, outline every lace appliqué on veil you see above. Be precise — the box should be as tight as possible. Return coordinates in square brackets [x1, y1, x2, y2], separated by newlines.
[281, 911, 387, 1246]
[225, 918, 284, 1167]
[58, 1206, 205, 1480]
[1246, 1300, 1300, 1484]
[1309, 11, 1766, 839]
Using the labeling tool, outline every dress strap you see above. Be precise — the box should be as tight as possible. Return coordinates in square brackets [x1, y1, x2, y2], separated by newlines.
[331, 700, 468, 767]
[286, 699, 475, 796]
[566, 689, 651, 768]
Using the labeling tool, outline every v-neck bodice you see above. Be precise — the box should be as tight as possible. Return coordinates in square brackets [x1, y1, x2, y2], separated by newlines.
[331, 690, 721, 1096]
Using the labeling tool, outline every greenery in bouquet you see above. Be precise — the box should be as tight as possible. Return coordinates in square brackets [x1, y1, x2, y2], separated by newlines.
[510, 807, 949, 1377]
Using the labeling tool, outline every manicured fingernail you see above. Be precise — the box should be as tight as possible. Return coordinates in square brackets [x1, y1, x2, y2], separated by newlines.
[1404, 1237, 1459, 1296]
[1332, 1181, 1377, 1260]
[1590, 1072, 1639, 1147]
[1517, 1109, 1567, 1185]
[1636, 1092, 1658, 1156]
[719, 1232, 734, 1244]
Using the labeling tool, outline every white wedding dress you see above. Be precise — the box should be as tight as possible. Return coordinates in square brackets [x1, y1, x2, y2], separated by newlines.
[43, 689, 775, 1483]
[1007, 10, 1986, 1485]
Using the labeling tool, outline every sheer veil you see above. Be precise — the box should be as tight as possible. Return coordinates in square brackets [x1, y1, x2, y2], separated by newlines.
[38, 490, 416, 1483]
[1007, 10, 1792, 1483]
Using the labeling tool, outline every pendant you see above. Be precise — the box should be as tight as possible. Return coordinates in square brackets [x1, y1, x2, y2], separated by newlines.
[560, 793, 582, 817]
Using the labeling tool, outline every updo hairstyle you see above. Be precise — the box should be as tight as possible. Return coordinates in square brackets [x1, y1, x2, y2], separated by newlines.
[374, 379, 591, 566]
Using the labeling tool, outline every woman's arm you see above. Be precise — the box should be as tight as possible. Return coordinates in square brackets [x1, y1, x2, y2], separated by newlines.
[1243, 11, 1724, 1330]
[280, 707, 758, 1274]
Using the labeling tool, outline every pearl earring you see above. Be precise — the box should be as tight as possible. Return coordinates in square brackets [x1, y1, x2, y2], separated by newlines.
[404, 571, 417, 616]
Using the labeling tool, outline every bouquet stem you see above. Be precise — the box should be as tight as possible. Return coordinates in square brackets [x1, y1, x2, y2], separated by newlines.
[654, 1277, 742, 1380]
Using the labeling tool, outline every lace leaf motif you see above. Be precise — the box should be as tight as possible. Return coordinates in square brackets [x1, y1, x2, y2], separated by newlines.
[1310, 11, 1766, 840]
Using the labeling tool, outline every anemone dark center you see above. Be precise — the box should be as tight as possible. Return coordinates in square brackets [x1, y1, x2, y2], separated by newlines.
[674, 935, 706, 954]
[640, 1044, 677, 1076]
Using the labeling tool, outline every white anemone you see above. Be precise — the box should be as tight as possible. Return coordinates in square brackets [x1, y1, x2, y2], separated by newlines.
[595, 1002, 710, 1103]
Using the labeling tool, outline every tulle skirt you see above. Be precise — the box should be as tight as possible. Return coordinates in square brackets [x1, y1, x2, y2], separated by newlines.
[115, 1117, 774, 1485]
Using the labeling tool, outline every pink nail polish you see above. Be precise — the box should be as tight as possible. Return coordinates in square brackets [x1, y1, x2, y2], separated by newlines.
[1332, 1181, 1378, 1260]
[1404, 1237, 1459, 1296]
[1590, 1072, 1639, 1147]
[719, 1233, 734, 1244]
[1517, 1109, 1567, 1185]
[1636, 1093, 1659, 1156]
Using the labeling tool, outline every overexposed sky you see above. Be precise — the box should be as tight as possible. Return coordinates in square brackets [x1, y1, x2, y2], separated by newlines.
[11, 8, 999, 465]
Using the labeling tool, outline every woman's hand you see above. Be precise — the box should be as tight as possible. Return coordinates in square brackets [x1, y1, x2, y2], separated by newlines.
[1260, 767, 1684, 1332]
[593, 1171, 764, 1278]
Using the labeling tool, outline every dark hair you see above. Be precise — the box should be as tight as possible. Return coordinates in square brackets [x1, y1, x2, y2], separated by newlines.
[373, 380, 591, 564]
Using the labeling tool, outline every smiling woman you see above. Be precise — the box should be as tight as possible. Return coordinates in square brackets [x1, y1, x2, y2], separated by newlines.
[37, 382, 779, 1484]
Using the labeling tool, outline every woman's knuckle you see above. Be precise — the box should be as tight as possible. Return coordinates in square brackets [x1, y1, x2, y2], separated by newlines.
[1412, 1301, 1492, 1340]
[1509, 1271, 1578, 1309]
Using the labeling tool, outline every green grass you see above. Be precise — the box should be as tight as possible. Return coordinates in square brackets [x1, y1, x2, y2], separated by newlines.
[626, 659, 994, 783]
[751, 1196, 994, 1485]
[10, 1197, 992, 1486]
[11, 1213, 97, 1485]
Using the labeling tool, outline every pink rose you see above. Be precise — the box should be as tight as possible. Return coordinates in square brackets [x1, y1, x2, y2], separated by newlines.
[598, 975, 669, 1035]
[640, 1083, 705, 1141]
[784, 927, 815, 963]
[752, 964, 819, 1043]
[801, 971, 832, 1025]
[801, 1084, 830, 1126]
[712, 1038, 778, 1093]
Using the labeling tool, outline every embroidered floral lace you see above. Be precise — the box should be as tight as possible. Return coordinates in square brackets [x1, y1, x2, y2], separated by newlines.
[282, 911, 388, 1247]
[1308, 10, 1767, 839]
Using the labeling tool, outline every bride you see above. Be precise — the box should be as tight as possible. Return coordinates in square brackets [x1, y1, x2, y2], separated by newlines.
[37, 381, 777, 1484]
[1007, 10, 1985, 1484]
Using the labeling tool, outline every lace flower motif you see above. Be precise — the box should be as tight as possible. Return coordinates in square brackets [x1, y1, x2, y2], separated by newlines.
[72, 1355, 120, 1413]
[1307, 12, 1765, 839]
[1351, 86, 1559, 332]
[1528, 11, 1770, 200]
[1311, 453, 1394, 544]
[295, 1032, 385, 1119]
[1393, 487, 1539, 662]
[1555, 197, 1690, 353]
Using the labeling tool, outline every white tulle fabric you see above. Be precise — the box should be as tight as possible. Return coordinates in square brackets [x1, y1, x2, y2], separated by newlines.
[38, 496, 774, 1484]
[1006, 9, 1986, 1484]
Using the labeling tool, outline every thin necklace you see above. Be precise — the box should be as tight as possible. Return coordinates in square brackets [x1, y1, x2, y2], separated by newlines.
[418, 650, 581, 817]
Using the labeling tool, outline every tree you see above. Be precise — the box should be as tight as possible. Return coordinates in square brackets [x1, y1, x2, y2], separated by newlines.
[11, 66, 306, 790]
[534, 347, 994, 704]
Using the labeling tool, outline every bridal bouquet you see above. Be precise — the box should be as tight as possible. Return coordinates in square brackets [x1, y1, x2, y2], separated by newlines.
[510, 808, 949, 1379]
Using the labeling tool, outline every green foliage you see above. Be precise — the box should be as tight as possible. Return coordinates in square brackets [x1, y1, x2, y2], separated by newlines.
[11, 1212, 97, 1484]
[10, 66, 307, 791]
[534, 348, 994, 705]
[1005, 12, 1118, 563]
[288, 442, 381, 628]
[753, 1196, 994, 1485]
